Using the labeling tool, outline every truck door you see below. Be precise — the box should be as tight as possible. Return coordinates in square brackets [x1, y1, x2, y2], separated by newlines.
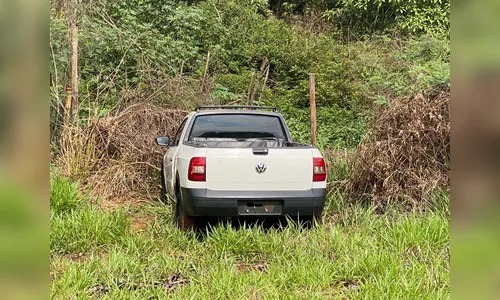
[165, 118, 188, 197]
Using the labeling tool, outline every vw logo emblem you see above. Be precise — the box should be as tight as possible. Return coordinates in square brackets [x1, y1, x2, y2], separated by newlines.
[255, 162, 266, 174]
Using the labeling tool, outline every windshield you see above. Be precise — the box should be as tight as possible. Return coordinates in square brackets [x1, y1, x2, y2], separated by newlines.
[188, 114, 287, 140]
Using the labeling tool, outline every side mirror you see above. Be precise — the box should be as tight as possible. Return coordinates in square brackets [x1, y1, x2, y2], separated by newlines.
[156, 136, 171, 146]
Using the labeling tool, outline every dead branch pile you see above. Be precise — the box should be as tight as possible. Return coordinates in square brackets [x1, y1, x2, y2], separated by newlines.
[347, 89, 450, 208]
[58, 103, 188, 201]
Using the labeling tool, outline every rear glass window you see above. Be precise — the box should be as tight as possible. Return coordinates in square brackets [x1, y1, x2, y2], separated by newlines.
[189, 114, 286, 139]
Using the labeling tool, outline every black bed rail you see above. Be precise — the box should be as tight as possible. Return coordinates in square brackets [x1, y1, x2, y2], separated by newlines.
[195, 105, 277, 112]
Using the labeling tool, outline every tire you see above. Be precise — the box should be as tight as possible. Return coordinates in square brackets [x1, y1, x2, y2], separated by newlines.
[174, 185, 196, 230]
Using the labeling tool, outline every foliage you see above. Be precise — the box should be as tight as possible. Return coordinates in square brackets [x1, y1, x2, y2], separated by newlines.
[351, 35, 450, 106]
[267, 0, 450, 39]
[281, 105, 366, 149]
[50, 3, 451, 294]
[50, 174, 84, 215]
[50, 0, 450, 150]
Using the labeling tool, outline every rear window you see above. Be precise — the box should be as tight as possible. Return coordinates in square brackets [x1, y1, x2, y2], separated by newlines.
[188, 114, 286, 139]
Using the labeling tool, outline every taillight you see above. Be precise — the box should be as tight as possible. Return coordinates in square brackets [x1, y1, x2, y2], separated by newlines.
[188, 157, 206, 181]
[313, 157, 326, 182]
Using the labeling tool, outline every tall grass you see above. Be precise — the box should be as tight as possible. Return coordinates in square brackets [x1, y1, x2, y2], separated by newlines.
[50, 174, 130, 254]
[50, 175, 450, 299]
[50, 174, 83, 215]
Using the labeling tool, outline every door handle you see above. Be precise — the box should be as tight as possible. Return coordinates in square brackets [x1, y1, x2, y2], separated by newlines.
[252, 148, 268, 155]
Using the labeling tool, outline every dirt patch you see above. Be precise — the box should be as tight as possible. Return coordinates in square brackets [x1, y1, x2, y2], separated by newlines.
[336, 280, 361, 291]
[131, 215, 156, 234]
[164, 274, 190, 293]
[237, 262, 268, 273]
[86, 273, 190, 296]
[66, 252, 87, 263]
[97, 197, 150, 212]
[348, 88, 450, 208]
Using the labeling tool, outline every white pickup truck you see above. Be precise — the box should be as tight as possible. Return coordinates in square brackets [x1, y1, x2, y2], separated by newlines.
[156, 106, 327, 229]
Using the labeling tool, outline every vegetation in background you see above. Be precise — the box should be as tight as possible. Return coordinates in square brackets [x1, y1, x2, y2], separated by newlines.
[50, 0, 450, 148]
[50, 0, 450, 205]
[268, 0, 449, 38]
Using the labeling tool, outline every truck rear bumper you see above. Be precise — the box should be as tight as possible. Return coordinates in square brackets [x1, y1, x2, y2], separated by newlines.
[181, 188, 326, 217]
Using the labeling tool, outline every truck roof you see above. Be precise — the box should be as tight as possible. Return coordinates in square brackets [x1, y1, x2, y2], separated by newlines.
[195, 110, 281, 116]
[193, 106, 281, 117]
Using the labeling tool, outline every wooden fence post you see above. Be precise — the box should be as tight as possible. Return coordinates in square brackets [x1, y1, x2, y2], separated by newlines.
[309, 73, 317, 146]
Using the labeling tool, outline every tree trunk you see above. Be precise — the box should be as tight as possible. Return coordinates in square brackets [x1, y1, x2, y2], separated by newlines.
[258, 65, 270, 103]
[199, 51, 210, 94]
[309, 73, 317, 146]
[249, 58, 269, 106]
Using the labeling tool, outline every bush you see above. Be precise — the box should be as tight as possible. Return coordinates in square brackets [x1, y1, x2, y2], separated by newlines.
[56, 104, 188, 201]
[348, 89, 450, 208]
[323, 0, 450, 39]
[344, 35, 450, 110]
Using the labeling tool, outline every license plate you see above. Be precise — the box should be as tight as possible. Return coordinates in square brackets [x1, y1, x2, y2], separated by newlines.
[237, 200, 283, 215]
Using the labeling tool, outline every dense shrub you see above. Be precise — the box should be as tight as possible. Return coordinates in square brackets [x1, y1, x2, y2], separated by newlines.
[267, 0, 450, 39]
[56, 104, 188, 201]
[348, 89, 450, 208]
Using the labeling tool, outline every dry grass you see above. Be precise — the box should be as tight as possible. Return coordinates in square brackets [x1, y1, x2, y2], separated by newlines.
[57, 126, 100, 179]
[57, 103, 188, 202]
[348, 89, 450, 208]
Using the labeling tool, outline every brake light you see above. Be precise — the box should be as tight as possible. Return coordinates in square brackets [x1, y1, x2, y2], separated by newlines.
[313, 157, 326, 182]
[188, 157, 206, 181]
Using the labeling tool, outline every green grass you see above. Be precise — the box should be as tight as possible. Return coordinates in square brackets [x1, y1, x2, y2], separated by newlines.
[50, 175, 450, 299]
[50, 174, 130, 254]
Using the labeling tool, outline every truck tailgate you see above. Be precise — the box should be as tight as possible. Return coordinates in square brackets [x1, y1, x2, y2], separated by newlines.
[205, 148, 313, 191]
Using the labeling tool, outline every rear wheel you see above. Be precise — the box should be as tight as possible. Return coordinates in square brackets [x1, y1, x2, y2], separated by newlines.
[174, 186, 196, 230]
